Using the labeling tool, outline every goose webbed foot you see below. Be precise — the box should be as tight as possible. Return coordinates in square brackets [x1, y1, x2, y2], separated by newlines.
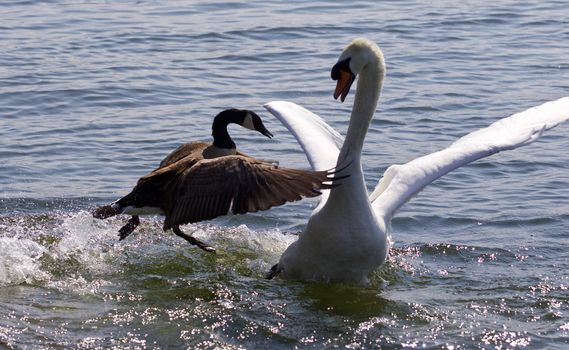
[93, 204, 122, 219]
[172, 226, 216, 254]
[118, 215, 140, 240]
[265, 263, 281, 279]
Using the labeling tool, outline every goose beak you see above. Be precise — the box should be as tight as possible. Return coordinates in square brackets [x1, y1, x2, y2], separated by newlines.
[255, 122, 273, 138]
[247, 111, 274, 138]
[260, 128, 273, 139]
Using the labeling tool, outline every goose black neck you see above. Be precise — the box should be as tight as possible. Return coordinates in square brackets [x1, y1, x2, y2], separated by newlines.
[212, 111, 241, 149]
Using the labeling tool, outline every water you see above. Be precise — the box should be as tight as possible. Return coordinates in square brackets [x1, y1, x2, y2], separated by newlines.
[1, 0, 568, 348]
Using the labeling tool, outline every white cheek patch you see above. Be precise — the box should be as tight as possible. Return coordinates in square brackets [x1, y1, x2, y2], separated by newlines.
[242, 113, 256, 131]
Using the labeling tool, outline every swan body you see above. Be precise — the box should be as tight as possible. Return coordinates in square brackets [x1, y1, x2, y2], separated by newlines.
[267, 38, 389, 281]
[265, 38, 569, 282]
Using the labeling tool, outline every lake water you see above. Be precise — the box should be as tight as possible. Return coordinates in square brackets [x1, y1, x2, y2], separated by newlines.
[1, 0, 568, 348]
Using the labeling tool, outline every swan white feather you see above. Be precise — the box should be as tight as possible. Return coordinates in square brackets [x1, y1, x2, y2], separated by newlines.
[266, 96, 569, 281]
[264, 101, 344, 207]
[264, 38, 569, 282]
[264, 101, 343, 171]
[371, 96, 569, 220]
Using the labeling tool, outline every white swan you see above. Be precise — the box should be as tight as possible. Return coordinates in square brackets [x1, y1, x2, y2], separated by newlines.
[265, 38, 569, 282]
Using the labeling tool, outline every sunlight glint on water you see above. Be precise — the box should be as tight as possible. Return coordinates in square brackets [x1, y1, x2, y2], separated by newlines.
[1, 0, 568, 348]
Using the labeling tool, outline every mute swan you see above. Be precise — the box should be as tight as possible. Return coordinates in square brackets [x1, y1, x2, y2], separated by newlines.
[93, 109, 339, 253]
[265, 38, 569, 282]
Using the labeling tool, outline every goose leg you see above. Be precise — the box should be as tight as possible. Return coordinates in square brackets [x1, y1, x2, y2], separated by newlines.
[172, 226, 216, 253]
[118, 215, 140, 240]
[265, 263, 281, 279]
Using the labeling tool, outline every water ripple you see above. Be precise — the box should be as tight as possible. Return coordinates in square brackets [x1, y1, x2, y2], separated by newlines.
[1, 0, 569, 348]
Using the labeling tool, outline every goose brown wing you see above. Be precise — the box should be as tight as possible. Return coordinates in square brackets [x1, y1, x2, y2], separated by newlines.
[158, 141, 209, 168]
[166, 155, 334, 228]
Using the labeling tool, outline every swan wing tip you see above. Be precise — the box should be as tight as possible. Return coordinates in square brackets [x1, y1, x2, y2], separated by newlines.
[264, 100, 296, 110]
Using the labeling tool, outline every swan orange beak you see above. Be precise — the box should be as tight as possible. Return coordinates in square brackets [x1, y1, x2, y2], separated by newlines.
[332, 57, 355, 102]
[333, 70, 355, 102]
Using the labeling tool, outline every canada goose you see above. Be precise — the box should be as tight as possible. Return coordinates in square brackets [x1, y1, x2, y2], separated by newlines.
[93, 108, 341, 253]
[264, 38, 569, 282]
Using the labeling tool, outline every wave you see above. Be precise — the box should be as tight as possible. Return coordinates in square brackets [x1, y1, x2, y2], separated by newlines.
[1, 204, 567, 289]
[392, 213, 569, 229]
[0, 237, 47, 286]
[0, 210, 296, 290]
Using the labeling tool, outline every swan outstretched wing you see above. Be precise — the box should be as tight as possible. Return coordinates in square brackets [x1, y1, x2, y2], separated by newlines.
[264, 101, 343, 171]
[264, 101, 344, 206]
[265, 98, 569, 222]
[370, 97, 569, 221]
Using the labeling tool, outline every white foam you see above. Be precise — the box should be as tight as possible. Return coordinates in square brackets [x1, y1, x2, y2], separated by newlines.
[0, 210, 300, 288]
[45, 211, 123, 290]
[0, 210, 123, 291]
[188, 223, 297, 273]
[0, 236, 48, 286]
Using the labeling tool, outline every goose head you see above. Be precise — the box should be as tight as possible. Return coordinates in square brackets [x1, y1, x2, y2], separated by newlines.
[240, 109, 274, 139]
[214, 109, 273, 139]
[331, 38, 385, 103]
[211, 109, 273, 149]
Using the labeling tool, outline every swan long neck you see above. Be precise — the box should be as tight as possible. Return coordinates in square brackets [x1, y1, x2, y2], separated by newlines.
[338, 56, 385, 163]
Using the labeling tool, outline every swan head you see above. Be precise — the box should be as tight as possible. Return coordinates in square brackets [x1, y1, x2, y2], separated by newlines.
[331, 38, 385, 102]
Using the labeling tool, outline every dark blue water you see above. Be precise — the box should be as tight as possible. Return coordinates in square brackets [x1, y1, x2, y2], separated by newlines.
[1, 1, 568, 348]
